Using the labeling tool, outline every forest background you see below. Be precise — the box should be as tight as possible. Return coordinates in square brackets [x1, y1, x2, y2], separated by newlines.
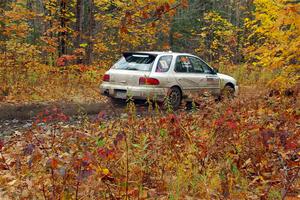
[0, 0, 299, 102]
[0, 0, 299, 199]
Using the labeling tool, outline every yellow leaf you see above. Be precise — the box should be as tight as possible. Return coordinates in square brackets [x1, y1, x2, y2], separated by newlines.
[8, 179, 17, 186]
[102, 168, 110, 175]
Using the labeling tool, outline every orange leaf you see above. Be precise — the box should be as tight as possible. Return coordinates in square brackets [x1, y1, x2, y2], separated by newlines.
[50, 158, 58, 169]
[120, 26, 128, 34]
[142, 11, 149, 19]
[181, 0, 189, 8]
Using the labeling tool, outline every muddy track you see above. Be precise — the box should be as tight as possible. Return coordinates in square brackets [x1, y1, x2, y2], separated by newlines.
[0, 86, 262, 137]
[0, 86, 253, 120]
[0, 99, 156, 137]
[0, 101, 108, 120]
[0, 85, 260, 121]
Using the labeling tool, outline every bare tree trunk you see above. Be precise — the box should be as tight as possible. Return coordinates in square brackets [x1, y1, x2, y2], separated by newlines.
[59, 0, 67, 56]
[75, 0, 83, 63]
[0, 0, 8, 53]
[169, 26, 174, 51]
[86, 0, 94, 64]
[235, 0, 239, 64]
[43, 0, 55, 65]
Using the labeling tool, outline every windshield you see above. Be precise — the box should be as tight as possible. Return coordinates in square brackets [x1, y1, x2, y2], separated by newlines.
[112, 54, 156, 71]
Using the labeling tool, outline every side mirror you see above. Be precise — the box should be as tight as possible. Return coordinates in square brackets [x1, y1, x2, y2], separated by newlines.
[213, 68, 219, 74]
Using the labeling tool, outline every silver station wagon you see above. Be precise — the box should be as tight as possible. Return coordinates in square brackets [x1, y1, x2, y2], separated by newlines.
[100, 51, 238, 108]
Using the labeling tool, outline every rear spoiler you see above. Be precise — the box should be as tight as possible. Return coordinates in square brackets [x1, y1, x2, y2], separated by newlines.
[123, 52, 157, 61]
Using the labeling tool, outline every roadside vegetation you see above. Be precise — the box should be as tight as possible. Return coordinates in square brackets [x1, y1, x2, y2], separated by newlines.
[0, 89, 299, 199]
[0, 0, 299, 199]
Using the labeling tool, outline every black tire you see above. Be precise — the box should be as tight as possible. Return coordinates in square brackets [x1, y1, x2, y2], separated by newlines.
[221, 85, 235, 99]
[167, 87, 182, 110]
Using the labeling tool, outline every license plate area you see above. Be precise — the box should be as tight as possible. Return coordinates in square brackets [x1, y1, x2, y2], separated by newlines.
[114, 89, 127, 99]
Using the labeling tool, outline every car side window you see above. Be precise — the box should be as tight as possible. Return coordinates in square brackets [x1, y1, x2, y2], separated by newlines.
[189, 57, 204, 73]
[175, 56, 192, 73]
[202, 61, 215, 74]
[199, 59, 214, 74]
[156, 55, 173, 72]
[189, 56, 215, 74]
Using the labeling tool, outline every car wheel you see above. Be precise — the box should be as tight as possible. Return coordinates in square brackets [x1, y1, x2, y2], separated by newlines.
[167, 87, 182, 110]
[221, 85, 235, 99]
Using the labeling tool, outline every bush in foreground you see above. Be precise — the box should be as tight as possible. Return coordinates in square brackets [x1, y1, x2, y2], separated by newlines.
[0, 90, 299, 199]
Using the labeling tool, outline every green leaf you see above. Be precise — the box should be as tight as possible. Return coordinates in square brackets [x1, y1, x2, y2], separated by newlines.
[231, 164, 239, 175]
[99, 123, 106, 129]
[159, 129, 167, 138]
[296, 108, 300, 116]
[132, 143, 140, 148]
[80, 43, 88, 48]
[96, 138, 105, 147]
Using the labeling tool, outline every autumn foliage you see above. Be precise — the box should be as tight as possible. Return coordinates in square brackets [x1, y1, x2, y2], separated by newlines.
[0, 0, 299, 102]
[0, 89, 299, 199]
[244, 0, 300, 91]
[0, 0, 299, 199]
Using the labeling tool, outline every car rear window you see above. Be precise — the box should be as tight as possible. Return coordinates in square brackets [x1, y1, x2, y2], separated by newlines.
[112, 53, 156, 71]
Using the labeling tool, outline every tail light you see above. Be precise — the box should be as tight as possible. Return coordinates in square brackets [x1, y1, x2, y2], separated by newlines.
[139, 77, 160, 85]
[103, 74, 110, 82]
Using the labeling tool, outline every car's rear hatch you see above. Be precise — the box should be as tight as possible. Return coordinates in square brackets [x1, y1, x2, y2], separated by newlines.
[108, 52, 157, 86]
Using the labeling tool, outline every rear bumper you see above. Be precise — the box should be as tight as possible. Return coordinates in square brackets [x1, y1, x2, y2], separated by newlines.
[234, 86, 239, 96]
[100, 83, 168, 101]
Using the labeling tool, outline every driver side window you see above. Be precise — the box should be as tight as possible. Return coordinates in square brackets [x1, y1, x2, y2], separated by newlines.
[189, 57, 204, 73]
[190, 56, 214, 74]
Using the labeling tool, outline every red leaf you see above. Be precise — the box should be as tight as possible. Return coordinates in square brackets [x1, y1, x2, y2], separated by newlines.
[42, 117, 47, 123]
[227, 121, 237, 129]
[164, 3, 170, 12]
[285, 140, 298, 150]
[0, 139, 4, 151]
[48, 158, 58, 169]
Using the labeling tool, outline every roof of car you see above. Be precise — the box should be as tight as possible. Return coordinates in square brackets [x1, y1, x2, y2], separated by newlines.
[125, 51, 194, 56]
